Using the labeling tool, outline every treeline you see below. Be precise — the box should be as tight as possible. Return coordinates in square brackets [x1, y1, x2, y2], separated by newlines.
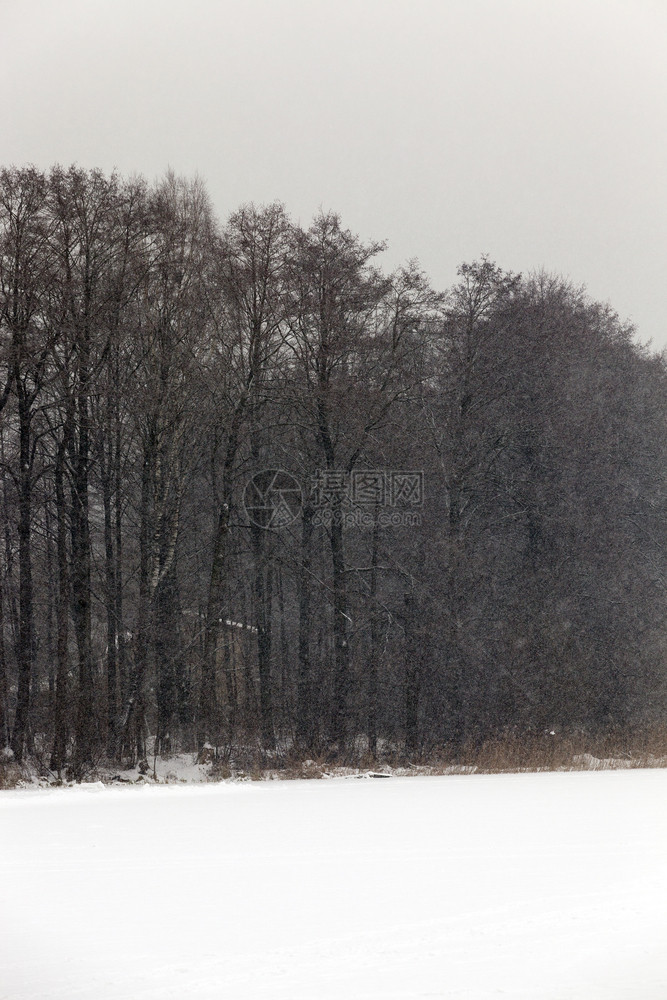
[0, 165, 665, 773]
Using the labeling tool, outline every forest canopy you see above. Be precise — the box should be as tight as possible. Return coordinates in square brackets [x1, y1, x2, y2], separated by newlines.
[0, 165, 665, 774]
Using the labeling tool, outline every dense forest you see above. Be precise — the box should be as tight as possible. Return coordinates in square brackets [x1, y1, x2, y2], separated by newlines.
[0, 165, 665, 774]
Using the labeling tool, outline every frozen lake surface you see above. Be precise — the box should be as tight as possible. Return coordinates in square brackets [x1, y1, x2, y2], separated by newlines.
[2, 769, 667, 999]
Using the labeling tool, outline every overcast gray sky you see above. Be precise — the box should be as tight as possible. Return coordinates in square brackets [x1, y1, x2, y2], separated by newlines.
[3, 0, 666, 348]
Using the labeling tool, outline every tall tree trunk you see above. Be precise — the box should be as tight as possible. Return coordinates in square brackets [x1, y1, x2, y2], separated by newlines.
[199, 501, 228, 747]
[128, 447, 153, 761]
[11, 396, 34, 763]
[45, 504, 55, 715]
[404, 589, 421, 758]
[328, 497, 350, 747]
[114, 408, 127, 720]
[296, 504, 314, 746]
[368, 514, 380, 759]
[0, 560, 8, 750]
[51, 440, 70, 773]
[71, 362, 95, 771]
[101, 457, 118, 757]
[252, 522, 274, 748]
[155, 563, 183, 754]
[316, 405, 351, 748]
[1, 429, 19, 654]
[221, 611, 237, 741]
[276, 567, 290, 737]
[446, 497, 465, 749]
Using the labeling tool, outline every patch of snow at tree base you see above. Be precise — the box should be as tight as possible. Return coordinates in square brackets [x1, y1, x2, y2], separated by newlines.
[1, 770, 666, 999]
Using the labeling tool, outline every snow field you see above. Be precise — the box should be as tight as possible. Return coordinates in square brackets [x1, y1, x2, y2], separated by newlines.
[1, 769, 667, 999]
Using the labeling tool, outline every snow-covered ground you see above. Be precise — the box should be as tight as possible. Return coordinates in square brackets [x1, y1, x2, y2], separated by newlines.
[1, 770, 666, 999]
